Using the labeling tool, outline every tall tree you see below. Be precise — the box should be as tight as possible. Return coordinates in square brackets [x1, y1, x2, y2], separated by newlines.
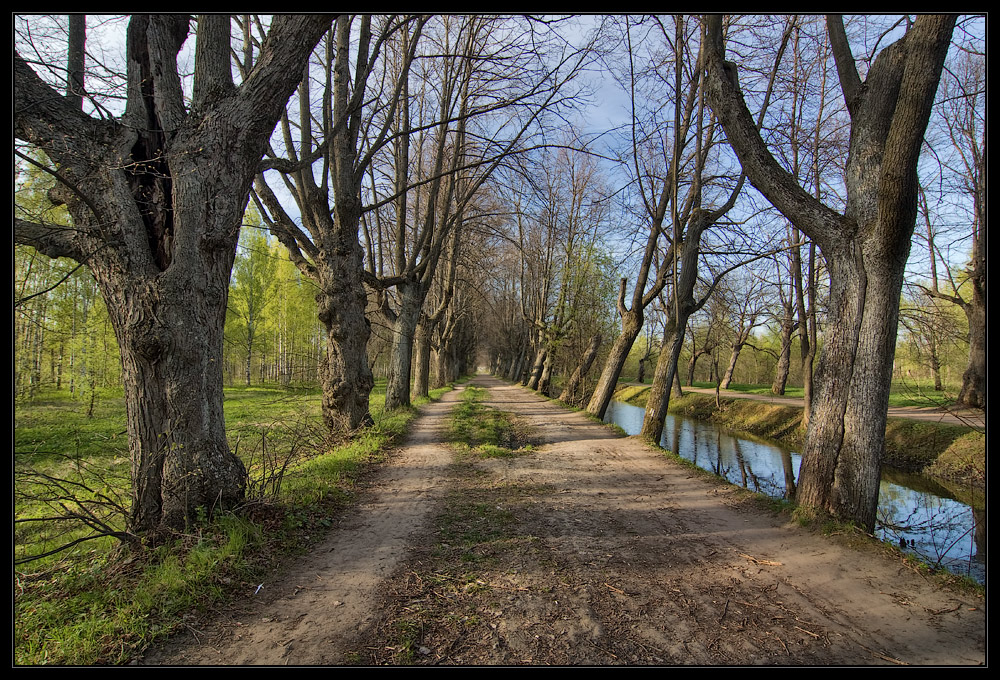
[585, 16, 698, 421]
[639, 14, 794, 446]
[916, 47, 986, 408]
[254, 15, 425, 430]
[15, 14, 332, 535]
[705, 14, 956, 531]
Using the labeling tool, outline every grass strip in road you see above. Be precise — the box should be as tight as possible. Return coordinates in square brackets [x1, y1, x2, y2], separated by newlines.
[447, 386, 536, 458]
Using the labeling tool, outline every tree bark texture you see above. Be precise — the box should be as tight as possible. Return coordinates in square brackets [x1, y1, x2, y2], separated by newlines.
[384, 281, 424, 410]
[526, 342, 547, 391]
[641, 313, 687, 444]
[316, 246, 375, 431]
[586, 309, 643, 420]
[958, 292, 986, 408]
[15, 14, 332, 534]
[412, 319, 433, 398]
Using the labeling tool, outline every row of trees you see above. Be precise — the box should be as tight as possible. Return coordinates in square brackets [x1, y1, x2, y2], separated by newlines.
[14, 14, 588, 536]
[15, 14, 983, 540]
[485, 14, 982, 534]
[20, 192, 965, 402]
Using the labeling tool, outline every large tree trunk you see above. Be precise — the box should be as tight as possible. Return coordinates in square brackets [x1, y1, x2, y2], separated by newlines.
[15, 15, 331, 535]
[586, 310, 643, 419]
[316, 247, 375, 431]
[558, 333, 602, 404]
[704, 13, 955, 531]
[796, 247, 905, 531]
[97, 260, 246, 534]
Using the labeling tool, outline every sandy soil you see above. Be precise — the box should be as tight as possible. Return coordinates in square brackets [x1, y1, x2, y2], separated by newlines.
[139, 375, 985, 666]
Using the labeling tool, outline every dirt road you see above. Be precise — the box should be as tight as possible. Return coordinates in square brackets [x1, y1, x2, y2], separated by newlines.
[140, 375, 985, 666]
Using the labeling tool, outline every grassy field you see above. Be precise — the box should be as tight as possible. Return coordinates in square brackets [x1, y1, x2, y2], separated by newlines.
[671, 380, 963, 409]
[13, 381, 450, 666]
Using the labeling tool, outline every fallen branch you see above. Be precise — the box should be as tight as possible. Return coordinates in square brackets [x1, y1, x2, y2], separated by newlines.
[739, 553, 783, 566]
[858, 643, 908, 665]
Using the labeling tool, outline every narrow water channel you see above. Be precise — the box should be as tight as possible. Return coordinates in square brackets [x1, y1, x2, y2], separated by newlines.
[604, 400, 986, 584]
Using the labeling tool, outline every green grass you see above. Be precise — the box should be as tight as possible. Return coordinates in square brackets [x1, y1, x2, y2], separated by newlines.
[13, 380, 452, 666]
[686, 380, 962, 408]
[447, 387, 535, 458]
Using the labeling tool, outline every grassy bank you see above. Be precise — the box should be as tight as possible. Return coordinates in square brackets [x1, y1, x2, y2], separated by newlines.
[613, 384, 984, 486]
[13, 382, 451, 666]
[680, 380, 964, 409]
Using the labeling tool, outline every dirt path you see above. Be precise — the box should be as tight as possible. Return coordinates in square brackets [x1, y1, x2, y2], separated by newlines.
[140, 375, 985, 666]
[139, 384, 467, 666]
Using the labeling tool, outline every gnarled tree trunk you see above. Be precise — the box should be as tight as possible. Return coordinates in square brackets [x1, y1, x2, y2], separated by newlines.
[15, 14, 331, 534]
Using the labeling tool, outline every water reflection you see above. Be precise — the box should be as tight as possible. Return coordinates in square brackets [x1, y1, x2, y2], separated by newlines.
[604, 400, 985, 584]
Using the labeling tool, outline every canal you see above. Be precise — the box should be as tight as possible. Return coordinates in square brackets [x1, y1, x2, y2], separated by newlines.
[604, 399, 985, 584]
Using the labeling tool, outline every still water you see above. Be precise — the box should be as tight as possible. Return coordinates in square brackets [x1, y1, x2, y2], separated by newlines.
[604, 400, 985, 584]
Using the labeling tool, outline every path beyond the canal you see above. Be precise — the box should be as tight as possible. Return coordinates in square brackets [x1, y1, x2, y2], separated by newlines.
[140, 375, 985, 666]
[657, 384, 985, 430]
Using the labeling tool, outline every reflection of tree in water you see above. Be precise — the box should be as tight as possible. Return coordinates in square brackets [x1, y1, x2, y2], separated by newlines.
[712, 429, 725, 476]
[780, 449, 797, 499]
[733, 439, 764, 494]
[876, 483, 981, 579]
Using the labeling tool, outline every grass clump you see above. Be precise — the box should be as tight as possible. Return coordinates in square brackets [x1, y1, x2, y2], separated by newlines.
[447, 387, 535, 458]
